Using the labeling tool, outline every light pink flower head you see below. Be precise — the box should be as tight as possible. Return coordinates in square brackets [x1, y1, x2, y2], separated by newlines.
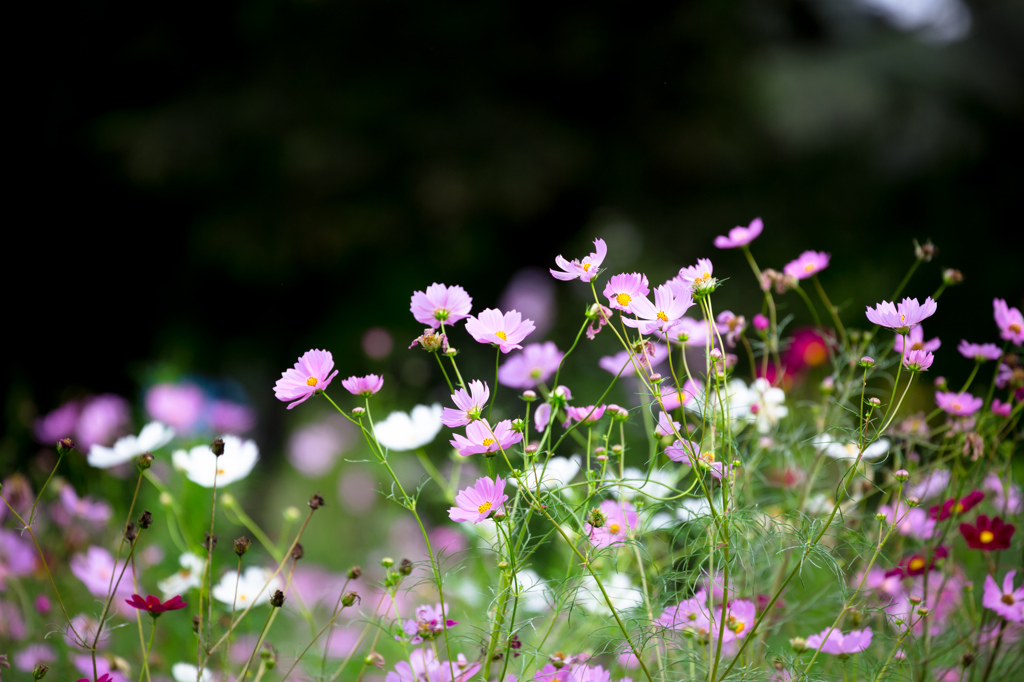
[804, 627, 872, 655]
[603, 272, 650, 313]
[895, 326, 941, 354]
[498, 342, 563, 389]
[145, 383, 205, 434]
[992, 398, 1013, 418]
[448, 476, 509, 523]
[274, 349, 339, 409]
[934, 390, 983, 416]
[784, 251, 830, 280]
[565, 405, 606, 425]
[902, 349, 934, 372]
[714, 217, 763, 249]
[441, 380, 490, 427]
[865, 297, 937, 333]
[465, 308, 536, 353]
[550, 238, 608, 282]
[958, 340, 1003, 362]
[623, 283, 695, 336]
[449, 419, 523, 457]
[587, 499, 638, 548]
[983, 570, 1024, 623]
[994, 298, 1024, 345]
[341, 374, 384, 397]
[676, 258, 715, 294]
[410, 283, 473, 330]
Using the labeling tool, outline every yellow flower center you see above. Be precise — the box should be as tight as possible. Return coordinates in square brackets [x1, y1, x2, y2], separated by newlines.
[954, 502, 964, 513]
[909, 558, 925, 571]
[218, 468, 225, 475]
[980, 530, 994, 544]
[478, 501, 492, 514]
[306, 376, 318, 387]
[616, 293, 631, 307]
[583, 263, 592, 271]
[952, 403, 962, 412]
[609, 523, 621, 534]
[657, 311, 668, 322]
[1011, 323, 1022, 333]
[804, 263, 815, 272]
[482, 438, 495, 447]
[495, 331, 507, 341]
[911, 342, 924, 351]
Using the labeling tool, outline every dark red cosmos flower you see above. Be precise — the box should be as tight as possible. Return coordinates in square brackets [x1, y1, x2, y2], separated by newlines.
[886, 546, 949, 579]
[929, 490, 985, 521]
[960, 515, 1015, 551]
[125, 594, 188, 616]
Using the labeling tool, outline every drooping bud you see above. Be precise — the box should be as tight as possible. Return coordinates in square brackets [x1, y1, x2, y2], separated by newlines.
[234, 536, 251, 556]
[291, 543, 305, 561]
[124, 523, 138, 542]
[203, 533, 218, 551]
[398, 558, 413, 575]
[211, 438, 225, 457]
[342, 591, 360, 607]
[137, 452, 154, 470]
[270, 590, 285, 608]
[587, 507, 607, 529]
[347, 565, 362, 579]
[138, 510, 153, 530]
[308, 492, 326, 510]
[33, 663, 49, 680]
[365, 652, 385, 669]
[56, 438, 76, 455]
[942, 268, 963, 285]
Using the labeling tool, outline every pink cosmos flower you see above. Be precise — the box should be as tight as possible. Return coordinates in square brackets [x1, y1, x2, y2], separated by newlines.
[667, 316, 710, 347]
[448, 476, 508, 523]
[783, 251, 830, 280]
[930, 490, 984, 521]
[565, 405, 606, 425]
[716, 310, 747, 347]
[400, 603, 459, 643]
[385, 647, 479, 682]
[587, 499, 638, 548]
[464, 308, 536, 353]
[410, 283, 473, 329]
[274, 349, 340, 409]
[34, 400, 79, 444]
[992, 399, 1012, 417]
[877, 505, 935, 540]
[865, 297, 937, 333]
[74, 394, 132, 449]
[934, 390, 983, 416]
[752, 313, 769, 332]
[714, 217, 763, 249]
[550, 237, 608, 282]
[676, 258, 715, 294]
[145, 383, 205, 434]
[666, 441, 730, 479]
[598, 343, 668, 375]
[622, 283, 695, 336]
[804, 627, 872, 655]
[895, 326, 941, 354]
[341, 374, 384, 397]
[51, 484, 113, 528]
[983, 472, 1023, 514]
[209, 399, 256, 434]
[983, 571, 1024, 623]
[498, 342, 564, 389]
[726, 599, 757, 638]
[441, 380, 490, 427]
[655, 411, 681, 437]
[902, 349, 934, 372]
[994, 298, 1024, 345]
[603, 272, 650, 313]
[449, 419, 523, 457]
[957, 340, 1002, 362]
[0, 530, 35, 589]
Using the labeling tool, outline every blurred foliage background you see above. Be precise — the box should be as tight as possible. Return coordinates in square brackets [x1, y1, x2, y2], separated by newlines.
[5, 0, 1023, 470]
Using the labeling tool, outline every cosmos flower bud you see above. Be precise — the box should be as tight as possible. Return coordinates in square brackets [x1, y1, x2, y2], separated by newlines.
[914, 239, 937, 262]
[203, 533, 218, 550]
[588, 507, 607, 529]
[894, 469, 909, 482]
[908, 594, 922, 605]
[56, 438, 76, 455]
[138, 510, 153, 530]
[942, 268, 963, 285]
[445, 347, 459, 357]
[709, 349, 723, 361]
[211, 438, 225, 457]
[859, 356, 875, 368]
[342, 591, 360, 607]
[522, 390, 537, 401]
[138, 452, 154, 470]
[410, 329, 446, 353]
[347, 565, 362, 579]
[124, 523, 138, 542]
[753, 313, 769, 333]
[875, 512, 887, 522]
[283, 507, 300, 522]
[234, 536, 251, 556]
[961, 653, 975, 667]
[511, 418, 525, 433]
[916, 606, 929, 617]
[270, 590, 285, 608]
[608, 404, 629, 420]
[261, 644, 278, 669]
[308, 492, 326, 510]
[933, 376, 947, 390]
[790, 637, 808, 653]
[868, 397, 881, 407]
[291, 543, 305, 561]
[906, 496, 920, 507]
[596, 454, 607, 462]
[524, 442, 539, 454]
[33, 663, 49, 680]
[820, 376, 835, 394]
[498, 560, 509, 570]
[365, 653, 385, 669]
[381, 557, 394, 568]
[611, 444, 623, 455]
[649, 373, 663, 383]
[398, 558, 413, 575]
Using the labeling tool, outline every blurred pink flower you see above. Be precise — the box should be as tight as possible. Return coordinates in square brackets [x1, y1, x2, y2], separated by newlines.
[587, 499, 637, 548]
[714, 217, 763, 249]
[146, 383, 205, 434]
[76, 394, 131, 449]
[784, 251, 830, 280]
[993, 298, 1024, 345]
[895, 326, 941, 354]
[209, 399, 256, 434]
[34, 400, 79, 444]
[804, 627, 872, 655]
[934, 390, 983, 416]
[289, 419, 352, 477]
[957, 340, 1002, 361]
[500, 268, 557, 338]
[0, 529, 36, 589]
[498, 342, 563, 389]
[274, 349, 340, 409]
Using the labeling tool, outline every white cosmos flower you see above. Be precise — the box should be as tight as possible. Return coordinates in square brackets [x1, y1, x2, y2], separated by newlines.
[746, 378, 789, 433]
[684, 379, 760, 426]
[577, 573, 643, 615]
[609, 466, 677, 500]
[511, 456, 580, 493]
[513, 569, 552, 612]
[172, 435, 258, 487]
[87, 421, 175, 468]
[157, 552, 206, 597]
[172, 663, 213, 682]
[814, 435, 890, 461]
[373, 404, 444, 452]
[212, 566, 282, 608]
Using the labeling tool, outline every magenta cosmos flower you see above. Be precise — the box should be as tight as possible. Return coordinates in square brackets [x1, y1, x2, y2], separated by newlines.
[341, 374, 384, 397]
[958, 340, 1002, 362]
[960, 515, 1015, 551]
[464, 308, 535, 353]
[994, 298, 1024, 345]
[934, 390, 983, 416]
[902, 349, 934, 372]
[441, 380, 489, 427]
[603, 272, 650, 313]
[449, 419, 522, 457]
[448, 476, 508, 523]
[410, 283, 473, 330]
[565, 404, 606, 425]
[865, 297, 937, 334]
[550, 237, 608, 282]
[623, 283, 695, 336]
[714, 217, 763, 249]
[274, 349, 339, 409]
[983, 571, 1024, 623]
[895, 326, 941, 355]
[587, 499, 638, 548]
[125, 594, 187, 616]
[784, 251, 830, 280]
[805, 627, 872, 655]
[930, 490, 984, 521]
[497, 342, 563, 389]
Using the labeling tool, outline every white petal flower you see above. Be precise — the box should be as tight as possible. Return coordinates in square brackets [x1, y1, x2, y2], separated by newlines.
[172, 663, 213, 682]
[609, 466, 677, 500]
[157, 552, 206, 597]
[576, 573, 643, 615]
[87, 421, 175, 468]
[211, 566, 282, 608]
[373, 404, 444, 452]
[513, 569, 552, 612]
[747, 378, 789, 433]
[511, 456, 580, 492]
[814, 435, 890, 461]
[172, 435, 258, 487]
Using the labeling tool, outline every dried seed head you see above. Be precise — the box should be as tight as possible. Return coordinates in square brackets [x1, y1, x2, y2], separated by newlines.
[308, 492, 326, 510]
[234, 536, 251, 557]
[211, 438, 225, 457]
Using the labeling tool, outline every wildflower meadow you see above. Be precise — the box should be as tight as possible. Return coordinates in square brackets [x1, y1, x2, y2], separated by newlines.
[2, 220, 1022, 682]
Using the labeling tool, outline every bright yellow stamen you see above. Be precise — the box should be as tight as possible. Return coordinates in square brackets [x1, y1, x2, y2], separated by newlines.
[583, 263, 592, 271]
[494, 330, 507, 341]
[609, 523, 621, 534]
[306, 376, 318, 387]
[616, 293, 631, 307]
[482, 438, 495, 447]
[1011, 323, 1022, 333]
[217, 468, 225, 475]
[954, 502, 964, 512]
[804, 263, 815, 272]
[980, 530, 994, 544]
[952, 403, 962, 412]
[657, 311, 668, 322]
[909, 558, 925, 571]
[478, 501, 493, 514]
[733, 622, 746, 634]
